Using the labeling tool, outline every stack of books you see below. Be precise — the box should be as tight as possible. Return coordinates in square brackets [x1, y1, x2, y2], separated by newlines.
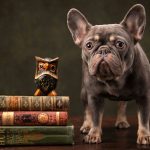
[0, 96, 74, 145]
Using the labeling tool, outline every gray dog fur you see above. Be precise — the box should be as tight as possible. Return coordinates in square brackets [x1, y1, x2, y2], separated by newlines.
[67, 4, 150, 144]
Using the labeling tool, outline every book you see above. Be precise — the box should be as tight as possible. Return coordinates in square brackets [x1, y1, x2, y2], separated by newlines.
[0, 125, 74, 145]
[0, 125, 74, 135]
[0, 96, 69, 111]
[0, 133, 74, 145]
[0, 111, 68, 126]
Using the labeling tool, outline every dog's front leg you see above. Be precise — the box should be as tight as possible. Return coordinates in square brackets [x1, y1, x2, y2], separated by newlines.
[115, 101, 130, 128]
[83, 95, 104, 144]
[80, 106, 93, 134]
[136, 97, 150, 144]
[80, 87, 92, 134]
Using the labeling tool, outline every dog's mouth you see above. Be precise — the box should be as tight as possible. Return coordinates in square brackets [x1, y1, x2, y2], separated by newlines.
[98, 59, 114, 80]
[89, 53, 123, 81]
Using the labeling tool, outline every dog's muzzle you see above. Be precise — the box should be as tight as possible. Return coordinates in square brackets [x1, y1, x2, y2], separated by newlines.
[99, 46, 111, 57]
[89, 46, 123, 80]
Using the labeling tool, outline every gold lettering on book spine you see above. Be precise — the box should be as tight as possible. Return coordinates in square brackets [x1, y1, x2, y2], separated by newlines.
[56, 112, 60, 125]
[2, 112, 14, 125]
[0, 129, 5, 134]
[0, 97, 6, 110]
[0, 96, 69, 111]
[0, 135, 5, 145]
[44, 96, 51, 110]
[32, 96, 40, 110]
[21, 96, 30, 111]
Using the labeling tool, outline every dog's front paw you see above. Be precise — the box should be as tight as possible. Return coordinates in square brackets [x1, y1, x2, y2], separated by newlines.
[137, 135, 150, 145]
[80, 125, 91, 134]
[80, 120, 92, 134]
[83, 127, 102, 144]
[137, 129, 150, 144]
[115, 120, 130, 129]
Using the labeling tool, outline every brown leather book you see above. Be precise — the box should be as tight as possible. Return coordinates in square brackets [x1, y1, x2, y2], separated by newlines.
[0, 96, 69, 111]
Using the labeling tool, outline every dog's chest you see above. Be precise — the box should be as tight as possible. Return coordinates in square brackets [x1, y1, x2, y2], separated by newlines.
[102, 81, 134, 101]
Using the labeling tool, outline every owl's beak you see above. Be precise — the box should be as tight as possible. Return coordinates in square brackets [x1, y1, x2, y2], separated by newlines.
[43, 63, 49, 70]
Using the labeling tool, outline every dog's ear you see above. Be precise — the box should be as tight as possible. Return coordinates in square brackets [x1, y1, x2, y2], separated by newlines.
[120, 4, 146, 43]
[67, 8, 91, 46]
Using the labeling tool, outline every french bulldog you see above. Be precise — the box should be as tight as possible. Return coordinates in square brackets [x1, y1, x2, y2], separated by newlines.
[67, 4, 150, 144]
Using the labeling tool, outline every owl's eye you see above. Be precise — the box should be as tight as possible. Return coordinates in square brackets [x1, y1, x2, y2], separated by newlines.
[38, 62, 44, 70]
[39, 64, 43, 68]
[50, 65, 56, 72]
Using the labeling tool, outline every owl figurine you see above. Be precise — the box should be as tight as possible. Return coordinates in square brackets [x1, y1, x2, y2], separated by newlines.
[34, 56, 59, 96]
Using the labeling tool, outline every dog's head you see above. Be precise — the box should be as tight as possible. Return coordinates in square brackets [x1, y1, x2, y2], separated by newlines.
[67, 4, 146, 81]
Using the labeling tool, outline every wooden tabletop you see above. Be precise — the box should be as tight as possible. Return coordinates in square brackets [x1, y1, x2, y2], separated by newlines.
[2, 116, 150, 150]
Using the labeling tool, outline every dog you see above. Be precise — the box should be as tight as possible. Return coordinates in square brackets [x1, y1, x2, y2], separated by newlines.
[67, 4, 150, 144]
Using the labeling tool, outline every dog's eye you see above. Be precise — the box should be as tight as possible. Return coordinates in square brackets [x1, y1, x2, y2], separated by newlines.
[85, 42, 93, 50]
[115, 40, 125, 49]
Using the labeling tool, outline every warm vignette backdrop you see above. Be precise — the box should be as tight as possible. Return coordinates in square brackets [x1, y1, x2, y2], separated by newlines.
[0, 0, 150, 116]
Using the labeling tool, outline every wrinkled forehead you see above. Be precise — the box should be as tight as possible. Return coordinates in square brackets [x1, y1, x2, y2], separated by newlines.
[85, 24, 132, 42]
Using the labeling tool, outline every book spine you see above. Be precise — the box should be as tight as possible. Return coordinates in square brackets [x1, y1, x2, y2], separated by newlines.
[0, 96, 69, 111]
[0, 111, 68, 126]
[0, 125, 74, 135]
[0, 134, 74, 145]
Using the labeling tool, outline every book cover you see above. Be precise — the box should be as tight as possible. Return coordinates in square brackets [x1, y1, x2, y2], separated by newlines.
[0, 96, 69, 111]
[0, 134, 74, 145]
[0, 111, 68, 126]
[0, 125, 74, 135]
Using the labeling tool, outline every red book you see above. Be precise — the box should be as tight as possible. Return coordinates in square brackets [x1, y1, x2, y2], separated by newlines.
[0, 111, 68, 126]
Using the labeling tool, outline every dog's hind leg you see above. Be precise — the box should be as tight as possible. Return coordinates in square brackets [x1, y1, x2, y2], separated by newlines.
[115, 101, 130, 129]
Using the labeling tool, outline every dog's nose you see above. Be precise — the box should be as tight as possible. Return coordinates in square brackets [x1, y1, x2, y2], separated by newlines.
[99, 47, 111, 56]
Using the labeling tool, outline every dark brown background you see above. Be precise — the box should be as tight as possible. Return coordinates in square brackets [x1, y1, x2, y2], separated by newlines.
[0, 0, 150, 116]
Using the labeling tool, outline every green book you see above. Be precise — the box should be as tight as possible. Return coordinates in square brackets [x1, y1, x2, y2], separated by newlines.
[0, 125, 74, 145]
